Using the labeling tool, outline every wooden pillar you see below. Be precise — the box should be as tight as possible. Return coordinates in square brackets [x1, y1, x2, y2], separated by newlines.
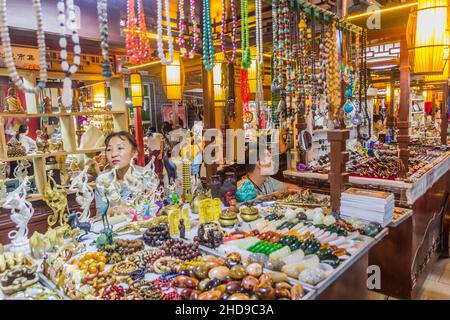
[442, 83, 449, 146]
[431, 91, 436, 122]
[398, 39, 410, 179]
[327, 129, 349, 213]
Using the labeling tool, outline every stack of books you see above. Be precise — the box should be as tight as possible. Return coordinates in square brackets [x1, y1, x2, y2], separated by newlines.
[340, 188, 394, 227]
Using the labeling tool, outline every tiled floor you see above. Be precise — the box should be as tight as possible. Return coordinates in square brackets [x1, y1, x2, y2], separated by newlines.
[367, 257, 450, 300]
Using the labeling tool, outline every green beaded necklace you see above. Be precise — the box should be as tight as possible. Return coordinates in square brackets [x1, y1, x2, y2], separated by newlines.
[241, 0, 251, 69]
[202, 0, 214, 71]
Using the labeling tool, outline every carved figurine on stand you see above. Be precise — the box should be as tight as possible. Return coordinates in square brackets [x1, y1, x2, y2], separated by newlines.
[2, 178, 34, 252]
[43, 96, 53, 113]
[69, 166, 94, 222]
[78, 93, 88, 112]
[0, 161, 7, 200]
[36, 130, 50, 154]
[7, 139, 27, 158]
[67, 212, 98, 242]
[13, 160, 31, 184]
[50, 138, 64, 152]
[179, 218, 186, 239]
[43, 171, 69, 228]
[4, 88, 25, 113]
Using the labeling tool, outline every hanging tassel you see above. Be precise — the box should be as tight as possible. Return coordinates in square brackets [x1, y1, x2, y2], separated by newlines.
[240, 69, 250, 108]
[62, 77, 73, 107]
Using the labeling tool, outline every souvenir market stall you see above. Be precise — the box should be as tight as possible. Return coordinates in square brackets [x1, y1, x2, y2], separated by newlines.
[0, 0, 448, 301]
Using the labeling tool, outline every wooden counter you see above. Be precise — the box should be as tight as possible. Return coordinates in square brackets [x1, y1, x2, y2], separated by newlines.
[282, 157, 450, 299]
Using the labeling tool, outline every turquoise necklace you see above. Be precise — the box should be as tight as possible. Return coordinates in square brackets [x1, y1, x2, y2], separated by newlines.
[202, 0, 214, 71]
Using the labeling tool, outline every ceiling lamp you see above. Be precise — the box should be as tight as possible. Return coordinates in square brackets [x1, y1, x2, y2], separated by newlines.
[424, 60, 449, 82]
[162, 52, 184, 101]
[407, 0, 450, 74]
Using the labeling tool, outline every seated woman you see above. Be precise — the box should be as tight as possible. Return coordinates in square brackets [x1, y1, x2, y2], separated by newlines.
[236, 148, 299, 202]
[94, 131, 139, 220]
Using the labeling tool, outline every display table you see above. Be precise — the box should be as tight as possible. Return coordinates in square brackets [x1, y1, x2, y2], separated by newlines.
[283, 155, 450, 299]
[0, 211, 388, 300]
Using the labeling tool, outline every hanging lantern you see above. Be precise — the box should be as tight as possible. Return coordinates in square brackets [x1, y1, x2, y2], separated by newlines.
[425, 61, 449, 82]
[162, 52, 184, 101]
[213, 52, 226, 105]
[407, 0, 450, 74]
[130, 73, 143, 106]
[248, 47, 258, 94]
[385, 83, 391, 105]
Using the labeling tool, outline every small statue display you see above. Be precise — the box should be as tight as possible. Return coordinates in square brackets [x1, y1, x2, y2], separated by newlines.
[36, 130, 50, 154]
[7, 139, 27, 158]
[2, 178, 34, 252]
[194, 222, 223, 249]
[43, 96, 53, 113]
[179, 218, 186, 239]
[50, 139, 64, 152]
[67, 212, 98, 242]
[78, 94, 88, 112]
[4, 88, 25, 113]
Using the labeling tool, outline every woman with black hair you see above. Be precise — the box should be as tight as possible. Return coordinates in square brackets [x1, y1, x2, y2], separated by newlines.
[16, 124, 37, 153]
[94, 131, 139, 218]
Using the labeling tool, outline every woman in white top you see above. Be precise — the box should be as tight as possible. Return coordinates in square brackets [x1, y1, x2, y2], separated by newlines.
[16, 124, 37, 153]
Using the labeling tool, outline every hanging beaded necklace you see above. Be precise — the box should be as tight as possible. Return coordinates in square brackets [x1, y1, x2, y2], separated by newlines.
[202, 0, 214, 71]
[179, 0, 199, 59]
[57, 0, 81, 108]
[97, 0, 112, 78]
[220, 0, 237, 64]
[0, 0, 47, 94]
[240, 0, 251, 70]
[137, 0, 151, 63]
[326, 20, 339, 119]
[271, 0, 282, 94]
[126, 0, 139, 65]
[309, 12, 318, 119]
[255, 0, 264, 126]
[157, 0, 174, 65]
[240, 0, 251, 112]
[318, 15, 328, 119]
[297, 11, 307, 117]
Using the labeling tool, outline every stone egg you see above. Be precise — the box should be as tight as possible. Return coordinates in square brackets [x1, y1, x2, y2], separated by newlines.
[228, 293, 251, 300]
[259, 274, 273, 286]
[255, 283, 276, 300]
[194, 265, 209, 279]
[208, 266, 230, 281]
[291, 284, 305, 300]
[230, 265, 247, 280]
[246, 263, 263, 277]
[198, 290, 222, 300]
[241, 275, 259, 292]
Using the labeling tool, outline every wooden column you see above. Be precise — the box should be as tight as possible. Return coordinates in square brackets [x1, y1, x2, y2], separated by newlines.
[327, 129, 349, 213]
[441, 83, 449, 146]
[398, 39, 410, 179]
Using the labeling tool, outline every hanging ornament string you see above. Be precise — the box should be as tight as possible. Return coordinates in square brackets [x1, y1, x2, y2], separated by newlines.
[179, 0, 199, 59]
[126, 0, 139, 64]
[157, 0, 174, 65]
[0, 0, 47, 93]
[202, 0, 214, 71]
[137, 0, 151, 63]
[255, 0, 264, 127]
[58, 0, 81, 108]
[240, 0, 251, 69]
[97, 0, 112, 78]
[220, 0, 237, 64]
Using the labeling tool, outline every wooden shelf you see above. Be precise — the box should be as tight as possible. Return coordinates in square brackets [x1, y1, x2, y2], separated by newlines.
[0, 111, 126, 118]
[2, 151, 68, 162]
[1, 149, 104, 162]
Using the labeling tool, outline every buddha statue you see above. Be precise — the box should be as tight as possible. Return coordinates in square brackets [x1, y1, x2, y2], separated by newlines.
[43, 96, 52, 113]
[5, 88, 24, 113]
